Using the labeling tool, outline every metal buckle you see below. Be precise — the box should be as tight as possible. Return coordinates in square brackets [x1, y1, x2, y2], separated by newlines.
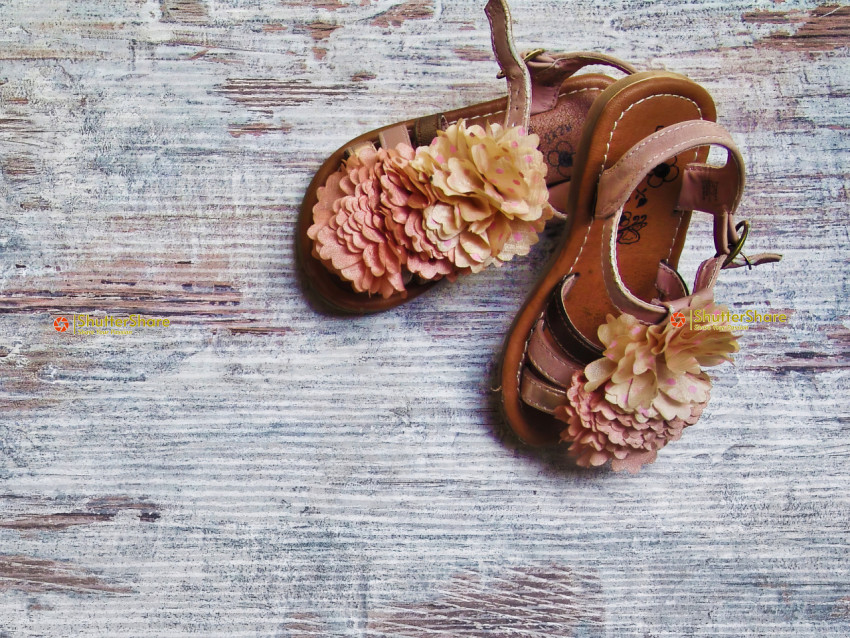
[496, 48, 546, 79]
[723, 220, 750, 267]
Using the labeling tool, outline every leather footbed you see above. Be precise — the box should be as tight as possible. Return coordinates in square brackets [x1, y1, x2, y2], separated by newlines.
[499, 71, 717, 445]
[297, 73, 618, 314]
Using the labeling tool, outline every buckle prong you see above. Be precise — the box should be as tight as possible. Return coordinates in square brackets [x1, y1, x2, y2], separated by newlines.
[723, 220, 750, 267]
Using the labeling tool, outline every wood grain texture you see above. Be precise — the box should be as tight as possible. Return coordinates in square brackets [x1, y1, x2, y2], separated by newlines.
[0, 0, 847, 635]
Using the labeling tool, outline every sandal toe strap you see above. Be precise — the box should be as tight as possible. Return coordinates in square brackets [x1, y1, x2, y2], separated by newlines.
[519, 276, 603, 414]
[520, 368, 567, 415]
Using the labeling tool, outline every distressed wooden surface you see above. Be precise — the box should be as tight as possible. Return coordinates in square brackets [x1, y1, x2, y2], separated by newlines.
[0, 0, 848, 635]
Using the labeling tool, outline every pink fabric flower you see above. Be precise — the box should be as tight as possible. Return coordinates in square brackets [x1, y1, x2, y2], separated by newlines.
[308, 145, 456, 298]
[379, 146, 457, 282]
[556, 371, 708, 473]
[308, 120, 554, 293]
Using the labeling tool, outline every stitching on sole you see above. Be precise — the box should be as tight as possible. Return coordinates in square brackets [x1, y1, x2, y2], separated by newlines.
[570, 94, 702, 275]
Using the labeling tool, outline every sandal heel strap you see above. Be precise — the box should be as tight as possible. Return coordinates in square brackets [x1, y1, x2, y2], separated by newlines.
[527, 52, 637, 115]
[485, 0, 532, 129]
[594, 120, 781, 324]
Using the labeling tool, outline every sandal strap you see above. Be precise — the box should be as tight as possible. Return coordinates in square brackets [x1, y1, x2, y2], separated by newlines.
[520, 366, 567, 414]
[377, 125, 412, 151]
[519, 277, 603, 414]
[595, 120, 745, 222]
[545, 274, 606, 364]
[526, 51, 637, 115]
[404, 1, 637, 146]
[595, 120, 780, 323]
[486, 1, 637, 128]
[519, 256, 705, 414]
[485, 0, 532, 129]
[411, 113, 447, 148]
[528, 313, 586, 386]
[656, 261, 689, 300]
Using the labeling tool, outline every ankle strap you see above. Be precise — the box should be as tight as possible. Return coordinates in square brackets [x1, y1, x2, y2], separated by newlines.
[595, 120, 780, 323]
[486, 0, 635, 129]
[485, 0, 532, 129]
[526, 52, 636, 114]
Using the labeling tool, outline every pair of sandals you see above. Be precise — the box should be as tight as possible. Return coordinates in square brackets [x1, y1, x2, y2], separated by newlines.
[297, 0, 781, 472]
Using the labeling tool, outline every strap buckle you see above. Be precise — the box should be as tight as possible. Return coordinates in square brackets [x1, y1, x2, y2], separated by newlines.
[496, 48, 546, 78]
[723, 220, 749, 267]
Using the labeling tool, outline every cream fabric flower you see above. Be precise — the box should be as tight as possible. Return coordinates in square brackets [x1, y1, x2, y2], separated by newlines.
[408, 120, 554, 272]
[583, 292, 739, 422]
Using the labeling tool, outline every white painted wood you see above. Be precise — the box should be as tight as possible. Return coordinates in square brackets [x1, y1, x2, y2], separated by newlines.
[0, 0, 847, 635]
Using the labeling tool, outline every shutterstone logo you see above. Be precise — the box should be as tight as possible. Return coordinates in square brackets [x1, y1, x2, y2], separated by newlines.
[51, 313, 172, 336]
[669, 311, 686, 328]
[687, 308, 788, 332]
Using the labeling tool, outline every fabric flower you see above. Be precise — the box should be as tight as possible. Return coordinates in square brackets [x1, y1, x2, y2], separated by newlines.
[408, 120, 554, 272]
[583, 292, 739, 423]
[555, 371, 708, 473]
[308, 118, 554, 293]
[308, 144, 456, 298]
[379, 145, 457, 282]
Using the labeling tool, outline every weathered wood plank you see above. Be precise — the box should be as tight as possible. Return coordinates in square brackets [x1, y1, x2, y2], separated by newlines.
[0, 0, 847, 635]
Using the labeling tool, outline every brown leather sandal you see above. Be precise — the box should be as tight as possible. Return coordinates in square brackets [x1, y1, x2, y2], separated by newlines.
[297, 0, 635, 314]
[499, 71, 781, 472]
